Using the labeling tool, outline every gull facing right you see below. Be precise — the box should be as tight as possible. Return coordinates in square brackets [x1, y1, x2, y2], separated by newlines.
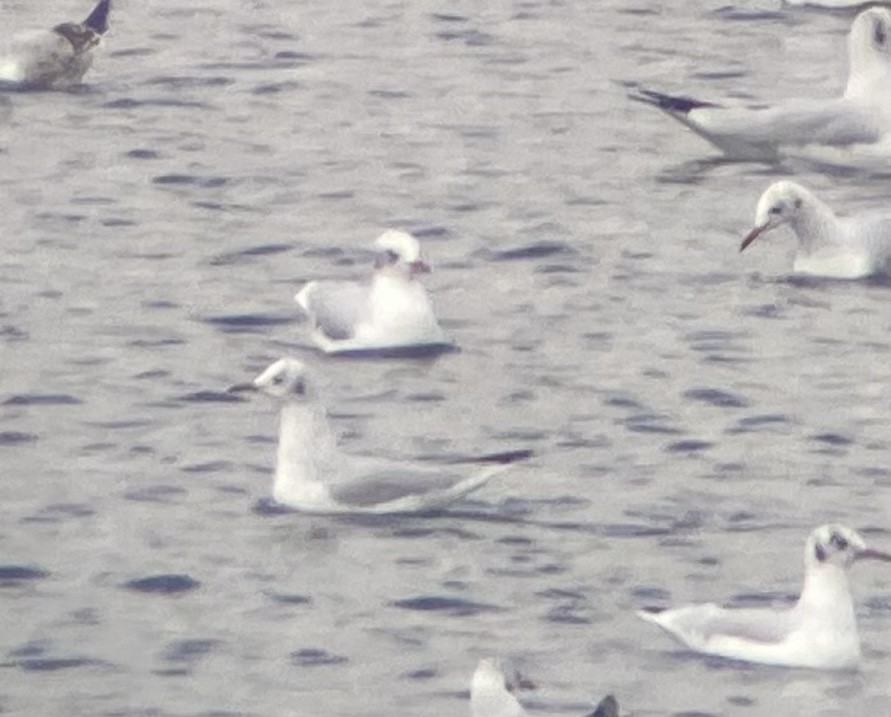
[740, 181, 891, 279]
[637, 524, 891, 670]
[631, 7, 891, 161]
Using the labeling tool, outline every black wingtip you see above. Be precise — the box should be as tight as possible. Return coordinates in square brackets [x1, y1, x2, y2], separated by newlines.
[629, 88, 720, 114]
[83, 0, 111, 34]
[586, 695, 619, 717]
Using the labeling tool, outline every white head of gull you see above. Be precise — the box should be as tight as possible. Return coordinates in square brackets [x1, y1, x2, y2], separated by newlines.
[740, 180, 891, 279]
[229, 358, 528, 514]
[637, 524, 891, 670]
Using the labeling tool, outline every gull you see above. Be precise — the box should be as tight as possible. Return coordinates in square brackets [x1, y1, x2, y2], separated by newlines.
[228, 358, 530, 514]
[470, 659, 619, 717]
[294, 230, 451, 355]
[637, 524, 891, 670]
[630, 7, 891, 161]
[740, 180, 891, 279]
[0, 0, 111, 91]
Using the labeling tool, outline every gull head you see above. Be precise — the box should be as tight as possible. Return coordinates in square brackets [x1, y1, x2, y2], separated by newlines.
[374, 230, 430, 276]
[847, 7, 891, 91]
[470, 659, 524, 717]
[228, 358, 310, 400]
[740, 181, 811, 252]
[805, 524, 891, 570]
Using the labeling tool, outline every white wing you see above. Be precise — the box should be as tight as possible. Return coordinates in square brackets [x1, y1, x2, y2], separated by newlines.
[295, 280, 371, 340]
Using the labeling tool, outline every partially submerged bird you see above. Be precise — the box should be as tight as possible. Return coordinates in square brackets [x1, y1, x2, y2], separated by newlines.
[0, 0, 111, 90]
[637, 524, 891, 670]
[630, 7, 891, 161]
[229, 358, 529, 514]
[294, 230, 451, 355]
[470, 659, 618, 717]
[740, 180, 891, 279]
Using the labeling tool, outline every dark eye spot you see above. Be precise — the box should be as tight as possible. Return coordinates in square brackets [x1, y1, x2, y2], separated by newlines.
[272, 375, 285, 386]
[830, 533, 849, 550]
[386, 249, 400, 263]
[769, 206, 782, 215]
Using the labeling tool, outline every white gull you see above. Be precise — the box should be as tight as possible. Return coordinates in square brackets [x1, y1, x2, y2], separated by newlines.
[637, 524, 891, 670]
[470, 658, 619, 717]
[630, 7, 891, 161]
[740, 180, 891, 279]
[0, 0, 111, 90]
[294, 230, 451, 355]
[229, 358, 529, 514]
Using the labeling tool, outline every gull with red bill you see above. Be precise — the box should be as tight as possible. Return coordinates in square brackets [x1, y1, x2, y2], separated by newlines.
[637, 524, 891, 670]
[739, 180, 891, 279]
[295, 229, 451, 355]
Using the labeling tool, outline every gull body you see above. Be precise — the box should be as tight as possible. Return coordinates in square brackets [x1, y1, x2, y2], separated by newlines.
[630, 8, 891, 161]
[0, 0, 111, 90]
[740, 181, 891, 279]
[229, 359, 528, 514]
[295, 230, 450, 354]
[637, 525, 891, 670]
[470, 659, 619, 717]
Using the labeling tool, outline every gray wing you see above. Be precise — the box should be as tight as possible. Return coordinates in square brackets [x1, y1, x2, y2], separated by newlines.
[299, 281, 371, 340]
[679, 604, 793, 644]
[329, 468, 464, 507]
[699, 97, 882, 148]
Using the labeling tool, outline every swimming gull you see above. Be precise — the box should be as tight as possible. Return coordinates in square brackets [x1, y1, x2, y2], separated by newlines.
[637, 524, 891, 669]
[630, 7, 891, 161]
[740, 180, 891, 279]
[470, 659, 619, 717]
[0, 0, 111, 90]
[294, 229, 451, 355]
[229, 358, 530, 514]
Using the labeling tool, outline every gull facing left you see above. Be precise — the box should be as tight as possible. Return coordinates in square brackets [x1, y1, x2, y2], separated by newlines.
[637, 524, 891, 670]
[229, 358, 529, 514]
[740, 181, 891, 279]
[0, 0, 111, 90]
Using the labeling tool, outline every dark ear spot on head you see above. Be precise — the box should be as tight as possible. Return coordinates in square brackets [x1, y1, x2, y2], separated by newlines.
[293, 380, 306, 396]
[815, 544, 827, 562]
[794, 198, 802, 209]
[875, 20, 887, 47]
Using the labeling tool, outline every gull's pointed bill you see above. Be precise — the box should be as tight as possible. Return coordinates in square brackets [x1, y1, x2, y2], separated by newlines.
[637, 524, 891, 670]
[294, 229, 452, 356]
[629, 7, 891, 162]
[228, 358, 530, 515]
[0, 0, 111, 90]
[739, 180, 891, 278]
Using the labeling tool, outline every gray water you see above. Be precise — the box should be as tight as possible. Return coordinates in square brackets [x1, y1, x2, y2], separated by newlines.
[1, 0, 890, 715]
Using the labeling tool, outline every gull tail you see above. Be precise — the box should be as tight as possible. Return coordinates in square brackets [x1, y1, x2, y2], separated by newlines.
[585, 695, 619, 717]
[84, 0, 111, 35]
[629, 88, 720, 115]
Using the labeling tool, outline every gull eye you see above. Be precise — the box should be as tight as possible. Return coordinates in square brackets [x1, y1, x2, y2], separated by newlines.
[386, 249, 400, 263]
[830, 533, 849, 550]
[768, 205, 782, 216]
[272, 374, 285, 386]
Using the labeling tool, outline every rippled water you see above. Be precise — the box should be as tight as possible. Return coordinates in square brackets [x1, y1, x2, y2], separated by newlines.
[1, 1, 890, 715]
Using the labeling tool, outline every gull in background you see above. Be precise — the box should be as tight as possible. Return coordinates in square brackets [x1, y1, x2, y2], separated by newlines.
[0, 0, 111, 90]
[740, 180, 891, 279]
[294, 230, 451, 355]
[630, 7, 891, 161]
[637, 524, 891, 670]
[470, 659, 619, 717]
[229, 358, 530, 514]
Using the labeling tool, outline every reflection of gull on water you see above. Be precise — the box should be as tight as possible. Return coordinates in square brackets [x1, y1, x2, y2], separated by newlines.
[637, 524, 891, 669]
[294, 230, 451, 355]
[630, 8, 891, 162]
[0, 0, 111, 91]
[229, 358, 530, 514]
[470, 658, 619, 717]
[740, 180, 891, 279]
